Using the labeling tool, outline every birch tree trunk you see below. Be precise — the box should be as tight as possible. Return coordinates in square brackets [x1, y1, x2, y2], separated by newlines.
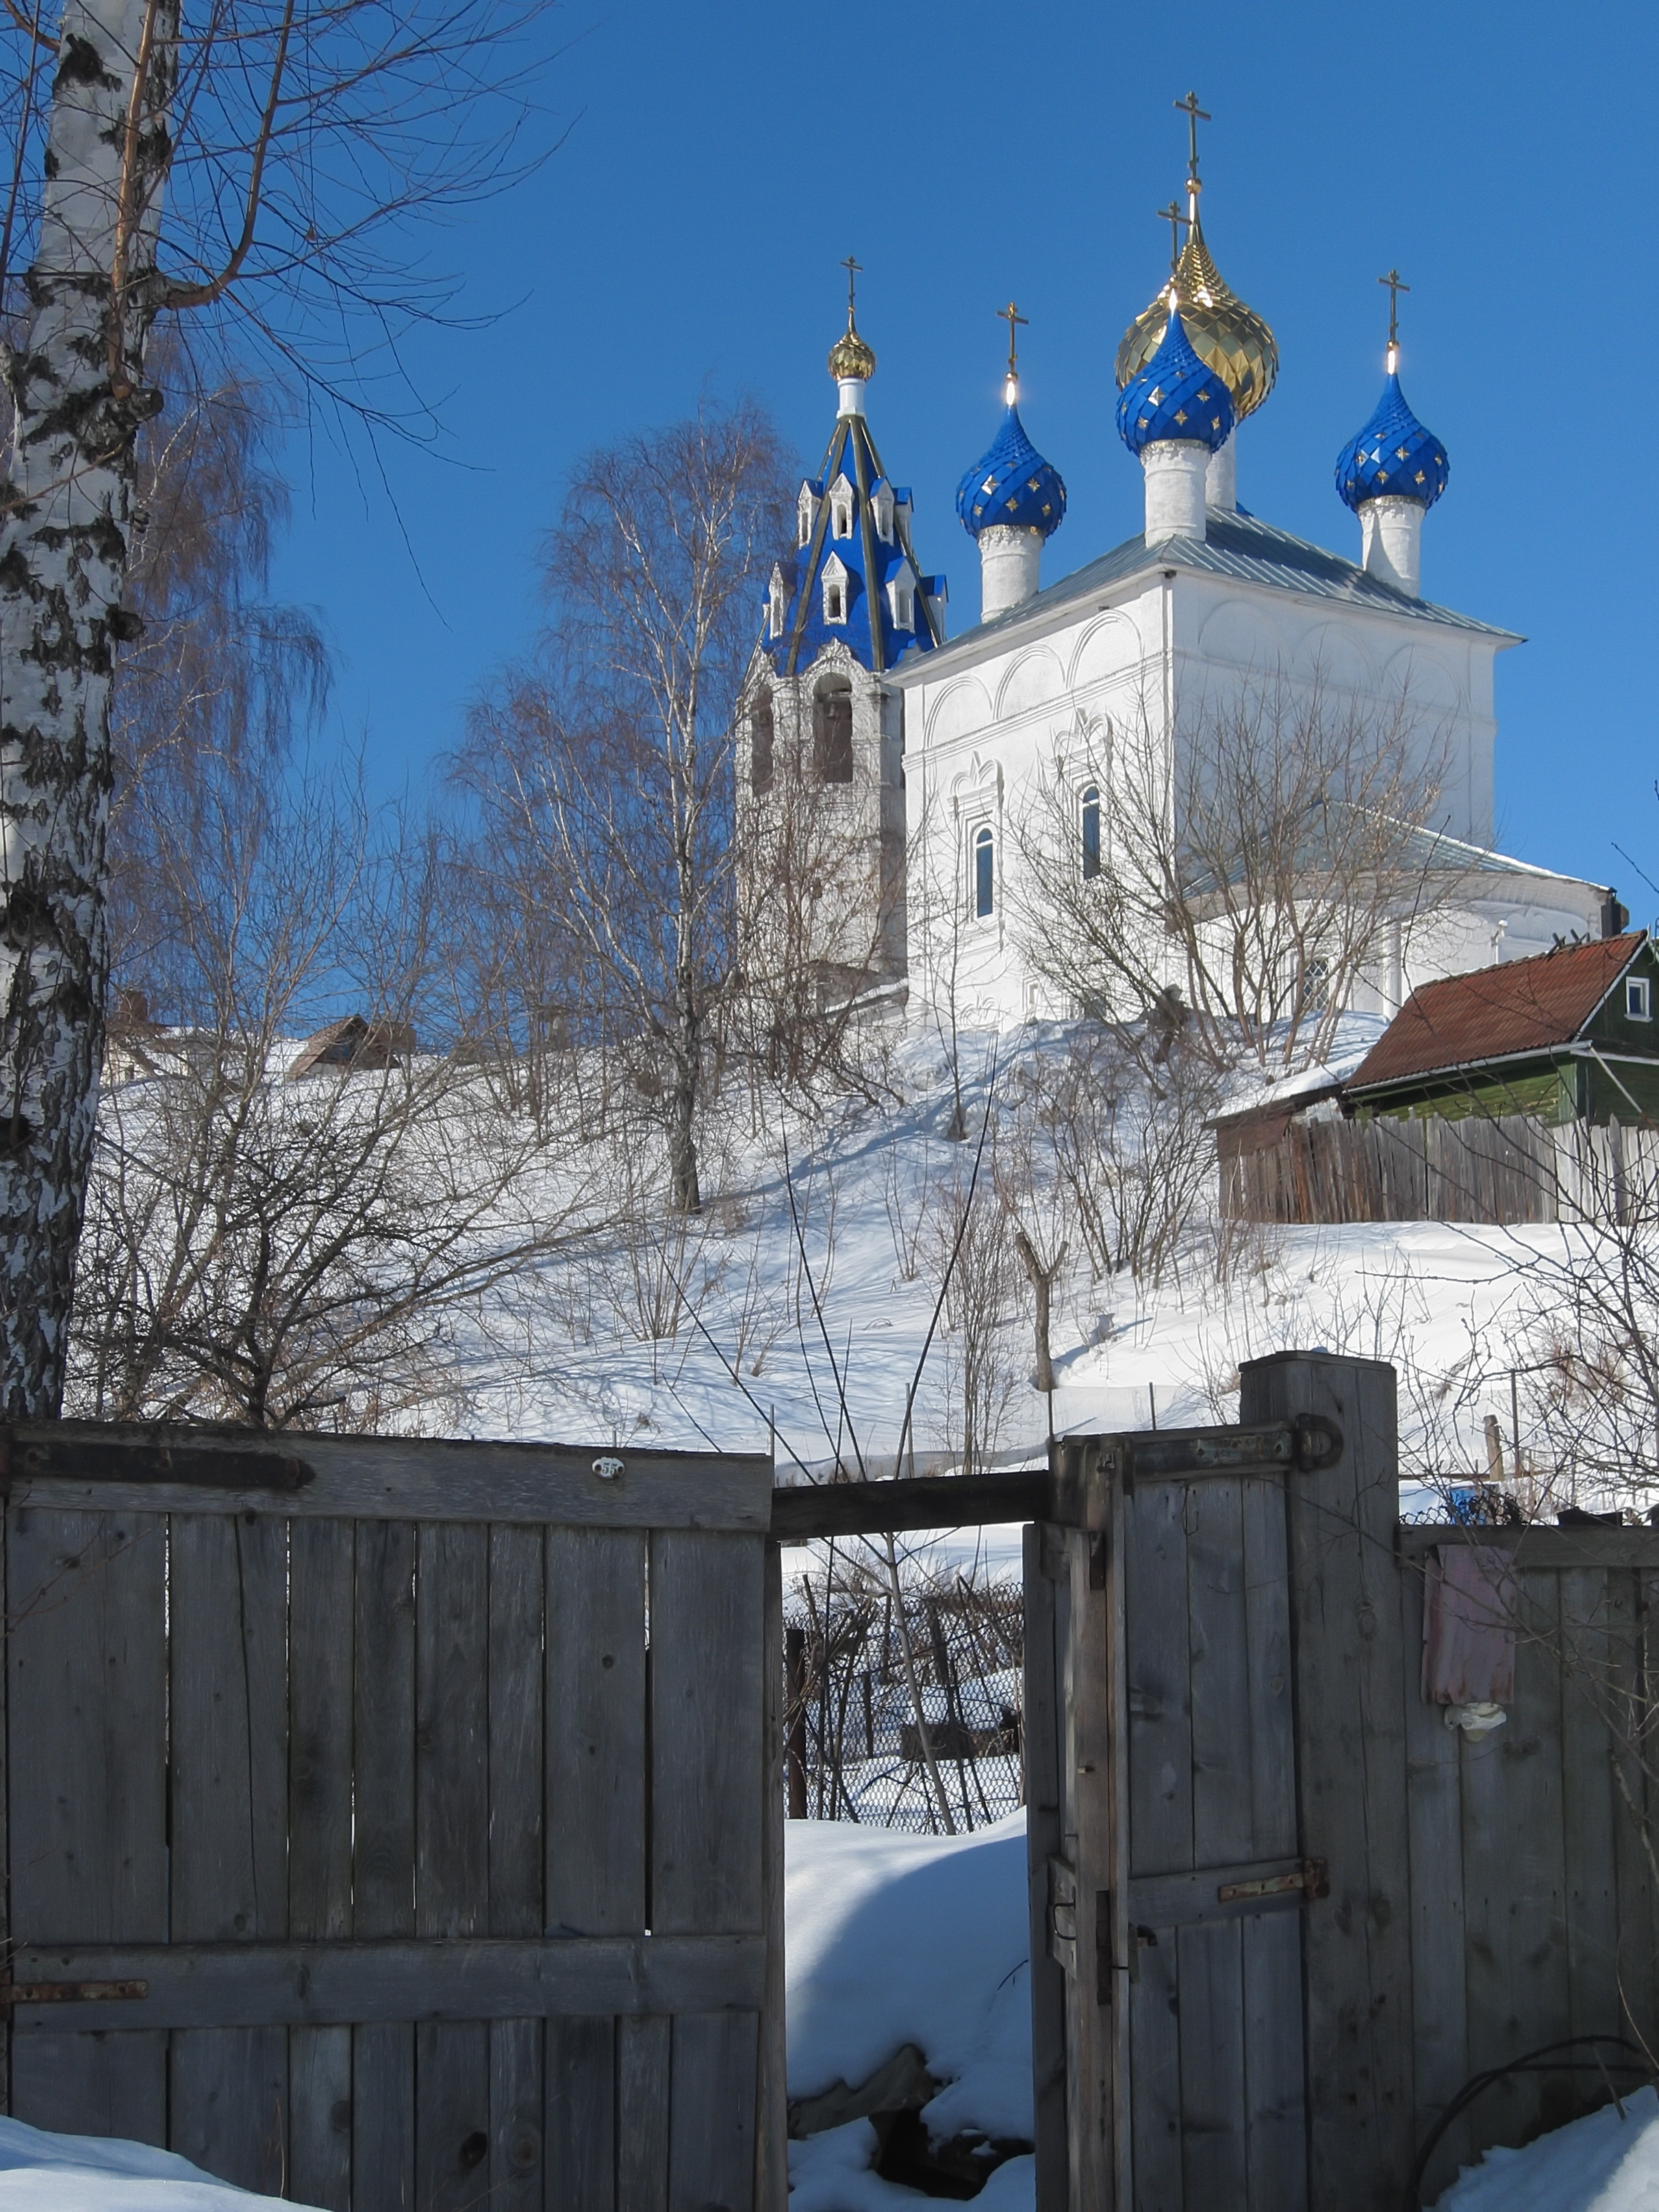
[0, 0, 171, 1413]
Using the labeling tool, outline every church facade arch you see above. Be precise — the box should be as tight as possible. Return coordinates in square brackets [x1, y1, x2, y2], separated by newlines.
[993, 645, 1065, 721]
[925, 675, 993, 749]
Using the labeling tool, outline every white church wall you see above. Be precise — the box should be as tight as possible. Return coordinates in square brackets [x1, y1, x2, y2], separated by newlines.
[898, 542, 1562, 1037]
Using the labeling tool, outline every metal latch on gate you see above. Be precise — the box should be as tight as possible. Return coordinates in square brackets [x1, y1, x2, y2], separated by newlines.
[0, 1980, 148, 2006]
[1216, 1859, 1328, 1906]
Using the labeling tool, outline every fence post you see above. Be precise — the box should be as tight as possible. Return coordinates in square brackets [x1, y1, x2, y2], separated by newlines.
[785, 1625, 808, 1823]
[1239, 1351, 1415, 2211]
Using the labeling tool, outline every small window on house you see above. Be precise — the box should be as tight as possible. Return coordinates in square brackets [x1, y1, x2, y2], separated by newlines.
[890, 580, 913, 631]
[974, 826, 995, 919]
[1299, 956, 1330, 1019]
[824, 579, 846, 623]
[872, 487, 894, 542]
[1628, 975, 1653, 1021]
[1080, 784, 1101, 878]
[798, 487, 815, 546]
[832, 491, 854, 537]
[750, 693, 774, 794]
[813, 677, 853, 783]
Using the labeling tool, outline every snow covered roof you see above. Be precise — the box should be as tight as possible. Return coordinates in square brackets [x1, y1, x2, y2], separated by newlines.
[898, 504, 1519, 672]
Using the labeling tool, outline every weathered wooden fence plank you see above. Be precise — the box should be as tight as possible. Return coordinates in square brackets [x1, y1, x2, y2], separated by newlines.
[756, 1536, 787, 2212]
[546, 1527, 648, 1937]
[7, 1508, 168, 2139]
[8, 1432, 772, 1528]
[1400, 1553, 1469, 2202]
[353, 1518, 417, 2212]
[416, 1523, 492, 2212]
[669, 2011, 758, 2212]
[289, 1516, 356, 2212]
[1241, 1353, 1415, 2211]
[1241, 1910, 1304, 2212]
[651, 1530, 765, 1937]
[1236, 1472, 1306, 2212]
[1558, 1568, 1623, 2056]
[1612, 1574, 1659, 2044]
[8, 1934, 770, 2027]
[1023, 1526, 1068, 2212]
[546, 2015, 616, 2209]
[488, 1525, 546, 2212]
[618, 2014, 672, 2212]
[1182, 1479, 1251, 2207]
[169, 1513, 290, 2192]
[1124, 1483, 1191, 2209]
[490, 2020, 544, 2212]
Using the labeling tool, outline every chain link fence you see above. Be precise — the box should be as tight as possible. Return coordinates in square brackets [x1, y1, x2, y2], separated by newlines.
[782, 1554, 1024, 1833]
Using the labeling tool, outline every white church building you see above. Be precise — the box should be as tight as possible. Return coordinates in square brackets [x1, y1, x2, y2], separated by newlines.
[746, 142, 1615, 1035]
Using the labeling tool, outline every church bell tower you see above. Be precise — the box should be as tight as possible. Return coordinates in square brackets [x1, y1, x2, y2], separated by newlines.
[738, 265, 946, 1006]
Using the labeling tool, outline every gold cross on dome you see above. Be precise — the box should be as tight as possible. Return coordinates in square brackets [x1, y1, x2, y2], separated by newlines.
[997, 299, 1028, 379]
[841, 255, 862, 322]
[1157, 199, 1189, 272]
[1175, 90, 1211, 179]
[1378, 266, 1409, 348]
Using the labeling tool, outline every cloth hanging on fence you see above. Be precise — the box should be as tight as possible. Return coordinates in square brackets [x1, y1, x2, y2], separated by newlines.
[1422, 1543, 1518, 1708]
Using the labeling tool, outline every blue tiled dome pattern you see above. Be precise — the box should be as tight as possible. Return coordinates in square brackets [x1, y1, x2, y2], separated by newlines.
[955, 403, 1067, 542]
[1334, 372, 1448, 513]
[1116, 304, 1235, 457]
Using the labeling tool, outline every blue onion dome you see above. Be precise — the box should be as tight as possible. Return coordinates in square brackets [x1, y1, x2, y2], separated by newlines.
[955, 396, 1067, 541]
[1116, 301, 1235, 456]
[1334, 370, 1448, 513]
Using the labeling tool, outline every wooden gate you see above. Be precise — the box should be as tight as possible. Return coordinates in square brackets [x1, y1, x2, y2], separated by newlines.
[0, 1424, 785, 2212]
[1025, 1353, 1401, 2211]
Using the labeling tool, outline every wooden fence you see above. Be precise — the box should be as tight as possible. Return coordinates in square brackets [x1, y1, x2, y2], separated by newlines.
[1221, 1110, 1659, 1226]
[1023, 1354, 1659, 2210]
[0, 1424, 784, 2212]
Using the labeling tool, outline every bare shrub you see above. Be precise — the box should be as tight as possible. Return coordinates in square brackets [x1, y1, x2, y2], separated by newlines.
[1010, 666, 1452, 1071]
[69, 752, 598, 1429]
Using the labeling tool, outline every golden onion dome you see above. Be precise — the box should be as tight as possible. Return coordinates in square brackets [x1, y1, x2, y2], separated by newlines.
[1115, 212, 1277, 421]
[828, 313, 876, 383]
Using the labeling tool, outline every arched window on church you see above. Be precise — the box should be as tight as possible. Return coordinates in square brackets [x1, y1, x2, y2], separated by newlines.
[1080, 784, 1101, 878]
[750, 692, 774, 794]
[798, 485, 815, 546]
[813, 676, 854, 784]
[974, 825, 995, 919]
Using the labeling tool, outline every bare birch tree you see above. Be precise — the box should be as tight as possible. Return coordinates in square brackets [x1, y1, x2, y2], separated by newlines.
[455, 404, 794, 1212]
[0, 0, 550, 1411]
[1010, 667, 1450, 1072]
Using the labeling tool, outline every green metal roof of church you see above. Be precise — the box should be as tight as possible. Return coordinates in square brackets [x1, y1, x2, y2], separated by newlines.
[896, 506, 1520, 674]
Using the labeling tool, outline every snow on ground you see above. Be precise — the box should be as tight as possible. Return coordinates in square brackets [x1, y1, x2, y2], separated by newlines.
[441, 1016, 1585, 1497]
[0, 2118, 309, 2212]
[787, 1811, 1034, 2206]
[1431, 2085, 1659, 2209]
[783, 1808, 1659, 2210]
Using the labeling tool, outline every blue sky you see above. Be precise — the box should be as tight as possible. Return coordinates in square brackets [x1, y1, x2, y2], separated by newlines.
[264, 0, 1659, 915]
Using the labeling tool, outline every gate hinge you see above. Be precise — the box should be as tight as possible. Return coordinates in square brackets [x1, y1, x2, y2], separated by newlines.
[1216, 1859, 1328, 1906]
[0, 1979, 148, 2006]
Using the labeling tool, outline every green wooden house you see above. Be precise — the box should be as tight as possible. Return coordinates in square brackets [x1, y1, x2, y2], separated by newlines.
[1345, 932, 1659, 1126]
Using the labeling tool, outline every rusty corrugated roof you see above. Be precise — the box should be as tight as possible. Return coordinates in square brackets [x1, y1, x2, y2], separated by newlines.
[1347, 935, 1647, 1093]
